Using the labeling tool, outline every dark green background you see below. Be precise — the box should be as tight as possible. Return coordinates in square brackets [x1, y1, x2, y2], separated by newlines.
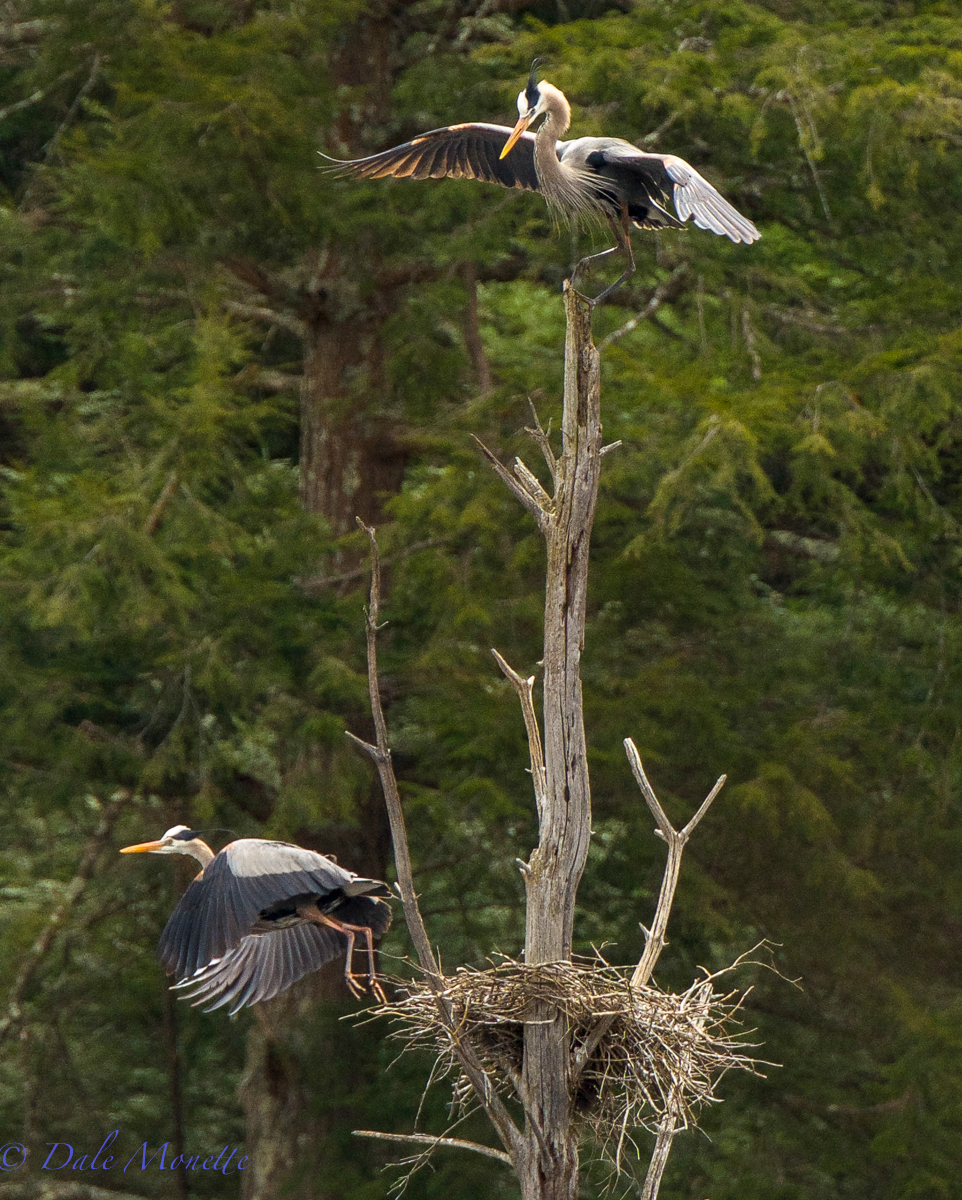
[3, 0, 962, 1196]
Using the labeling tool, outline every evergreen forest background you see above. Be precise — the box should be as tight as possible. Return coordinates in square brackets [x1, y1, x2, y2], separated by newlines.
[2, 0, 962, 1196]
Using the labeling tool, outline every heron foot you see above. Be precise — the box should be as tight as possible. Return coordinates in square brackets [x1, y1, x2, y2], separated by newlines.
[345, 970, 387, 1004]
[345, 971, 366, 1000]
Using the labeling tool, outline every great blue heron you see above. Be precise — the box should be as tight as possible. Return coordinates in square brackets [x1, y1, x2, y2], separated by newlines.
[121, 826, 392, 1013]
[324, 64, 760, 303]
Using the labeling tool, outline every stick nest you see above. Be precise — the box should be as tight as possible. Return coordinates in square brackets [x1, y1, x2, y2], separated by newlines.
[377, 956, 763, 1168]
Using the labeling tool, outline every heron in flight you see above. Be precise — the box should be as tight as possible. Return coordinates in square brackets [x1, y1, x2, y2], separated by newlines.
[121, 826, 392, 1014]
[325, 64, 760, 302]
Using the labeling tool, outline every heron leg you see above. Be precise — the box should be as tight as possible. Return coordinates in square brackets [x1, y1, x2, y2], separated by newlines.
[588, 210, 636, 306]
[310, 910, 386, 1003]
[570, 241, 620, 292]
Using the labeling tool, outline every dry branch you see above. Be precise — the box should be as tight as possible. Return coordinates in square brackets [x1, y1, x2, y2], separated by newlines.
[351, 281, 749, 1200]
[491, 651, 546, 822]
[347, 523, 523, 1164]
[352, 1130, 512, 1166]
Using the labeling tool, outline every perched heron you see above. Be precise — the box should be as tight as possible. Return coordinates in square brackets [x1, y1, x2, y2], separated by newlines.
[121, 826, 392, 1014]
[324, 63, 760, 302]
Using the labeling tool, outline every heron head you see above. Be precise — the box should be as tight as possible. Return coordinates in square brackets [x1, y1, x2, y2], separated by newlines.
[502, 80, 547, 159]
[501, 62, 563, 160]
[120, 825, 207, 856]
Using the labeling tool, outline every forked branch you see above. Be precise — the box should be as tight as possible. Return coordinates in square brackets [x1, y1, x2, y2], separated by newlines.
[625, 742, 724, 1200]
[572, 745, 724, 1085]
[625, 739, 725, 990]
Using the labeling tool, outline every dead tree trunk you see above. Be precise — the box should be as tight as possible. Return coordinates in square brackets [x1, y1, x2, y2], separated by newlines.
[352, 283, 733, 1200]
[514, 286, 600, 1200]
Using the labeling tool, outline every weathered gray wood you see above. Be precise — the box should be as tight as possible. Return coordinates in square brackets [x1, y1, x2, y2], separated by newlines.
[514, 283, 602, 1200]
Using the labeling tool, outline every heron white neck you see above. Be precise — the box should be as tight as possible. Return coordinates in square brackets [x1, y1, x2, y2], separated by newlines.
[182, 839, 215, 867]
[532, 81, 600, 218]
[537, 81, 571, 139]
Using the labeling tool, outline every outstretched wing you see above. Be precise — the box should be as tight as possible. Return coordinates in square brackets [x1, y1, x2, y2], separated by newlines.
[658, 154, 760, 243]
[173, 923, 347, 1015]
[158, 840, 391, 981]
[321, 123, 543, 193]
[172, 894, 392, 1015]
[571, 139, 759, 243]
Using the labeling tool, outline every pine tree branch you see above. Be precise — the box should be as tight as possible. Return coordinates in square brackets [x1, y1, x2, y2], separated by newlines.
[599, 265, 689, 349]
[0, 792, 131, 1050]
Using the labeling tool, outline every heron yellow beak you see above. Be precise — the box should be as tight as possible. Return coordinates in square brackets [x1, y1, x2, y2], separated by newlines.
[120, 839, 165, 854]
[500, 114, 532, 159]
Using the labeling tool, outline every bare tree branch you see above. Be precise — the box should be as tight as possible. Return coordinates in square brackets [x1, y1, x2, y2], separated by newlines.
[0, 19, 57, 47]
[300, 538, 447, 593]
[142, 473, 178, 537]
[352, 1130, 512, 1165]
[221, 300, 305, 339]
[524, 401, 558, 488]
[625, 741, 725, 990]
[472, 436, 550, 529]
[464, 262, 493, 395]
[0, 69, 74, 125]
[572, 750, 724, 1088]
[741, 307, 762, 381]
[640, 983, 713, 1200]
[491, 651, 547, 823]
[513, 457, 553, 512]
[233, 367, 303, 392]
[347, 521, 523, 1164]
[39, 54, 101, 164]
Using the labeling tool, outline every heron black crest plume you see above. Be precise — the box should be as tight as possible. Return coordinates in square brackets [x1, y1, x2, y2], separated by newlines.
[322, 67, 760, 304]
[121, 826, 392, 1013]
[526, 57, 546, 106]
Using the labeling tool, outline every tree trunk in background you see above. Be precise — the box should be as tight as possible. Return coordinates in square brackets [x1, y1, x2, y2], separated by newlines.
[297, 6, 406, 534]
[240, 10, 405, 1195]
[299, 312, 409, 533]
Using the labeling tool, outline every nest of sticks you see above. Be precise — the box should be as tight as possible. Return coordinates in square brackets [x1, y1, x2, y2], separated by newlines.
[377, 955, 763, 1169]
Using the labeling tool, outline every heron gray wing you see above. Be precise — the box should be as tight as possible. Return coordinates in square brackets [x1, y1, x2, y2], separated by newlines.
[157, 840, 390, 980]
[320, 123, 543, 193]
[660, 154, 760, 244]
[173, 923, 348, 1015]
